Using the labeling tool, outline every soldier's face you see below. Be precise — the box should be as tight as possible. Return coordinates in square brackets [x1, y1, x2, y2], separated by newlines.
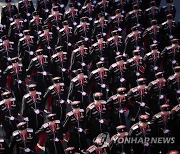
[3, 40, 9, 45]
[34, 15, 39, 20]
[15, 19, 20, 23]
[54, 11, 59, 15]
[79, 45, 84, 50]
[44, 29, 49, 34]
[78, 73, 84, 79]
[54, 82, 60, 87]
[13, 62, 18, 67]
[167, 19, 173, 23]
[30, 90, 36, 95]
[25, 35, 30, 39]
[6, 2, 11, 7]
[99, 17, 104, 21]
[117, 60, 124, 65]
[98, 38, 103, 44]
[70, 7, 74, 12]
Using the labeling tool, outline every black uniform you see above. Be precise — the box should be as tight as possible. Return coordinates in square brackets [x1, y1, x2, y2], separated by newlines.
[109, 60, 129, 94]
[0, 40, 16, 71]
[44, 82, 67, 121]
[18, 0, 35, 28]
[21, 91, 45, 130]
[96, 0, 111, 17]
[18, 36, 37, 69]
[36, 116, 64, 154]
[37, 0, 52, 21]
[68, 74, 90, 108]
[63, 107, 88, 152]
[27, 53, 52, 92]
[86, 100, 111, 139]
[51, 51, 70, 85]
[0, 93, 18, 139]
[1, 3, 18, 33]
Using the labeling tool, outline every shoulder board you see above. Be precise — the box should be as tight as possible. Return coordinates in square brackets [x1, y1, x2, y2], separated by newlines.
[59, 28, 64, 33]
[77, 25, 81, 28]
[87, 145, 96, 152]
[92, 42, 97, 47]
[42, 123, 48, 128]
[107, 37, 113, 42]
[67, 111, 73, 116]
[7, 65, 13, 70]
[10, 22, 15, 26]
[73, 48, 79, 53]
[82, 6, 86, 9]
[55, 120, 60, 123]
[161, 21, 166, 26]
[39, 34, 44, 37]
[32, 57, 37, 61]
[43, 55, 48, 58]
[131, 124, 139, 130]
[52, 53, 57, 59]
[94, 20, 98, 24]
[91, 69, 98, 74]
[0, 101, 4, 105]
[49, 85, 54, 90]
[36, 91, 42, 95]
[111, 63, 117, 68]
[151, 80, 157, 85]
[166, 46, 172, 50]
[87, 103, 95, 109]
[13, 130, 19, 136]
[71, 77, 77, 82]
[24, 93, 30, 99]
[80, 109, 84, 112]
[168, 75, 175, 80]
[20, 38, 24, 42]
[155, 113, 161, 118]
[9, 41, 14, 45]
[27, 128, 33, 133]
[146, 52, 151, 57]
[101, 101, 107, 104]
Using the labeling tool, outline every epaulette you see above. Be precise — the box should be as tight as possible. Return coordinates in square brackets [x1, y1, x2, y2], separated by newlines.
[77, 25, 81, 28]
[19, 37, 24, 42]
[27, 128, 33, 133]
[101, 101, 107, 105]
[166, 46, 172, 50]
[42, 123, 48, 128]
[73, 48, 79, 53]
[161, 21, 166, 26]
[146, 52, 151, 57]
[151, 80, 157, 85]
[36, 92, 42, 95]
[32, 57, 38, 62]
[87, 103, 95, 110]
[94, 20, 98, 24]
[71, 77, 77, 83]
[51, 53, 57, 59]
[19, 1, 23, 4]
[92, 42, 98, 47]
[0, 101, 4, 105]
[13, 130, 19, 136]
[79, 109, 84, 112]
[67, 111, 73, 116]
[82, 6, 86, 10]
[24, 93, 30, 99]
[7, 65, 13, 70]
[55, 120, 60, 123]
[91, 69, 98, 75]
[155, 113, 161, 119]
[30, 36, 34, 39]
[107, 37, 113, 42]
[10, 22, 15, 26]
[49, 85, 54, 90]
[112, 134, 118, 142]
[131, 87, 137, 93]
[131, 124, 139, 130]
[43, 55, 48, 58]
[168, 75, 175, 81]
[87, 145, 96, 153]
[9, 41, 14, 45]
[39, 34, 44, 37]
[111, 16, 115, 20]
[111, 63, 117, 68]
[59, 28, 64, 33]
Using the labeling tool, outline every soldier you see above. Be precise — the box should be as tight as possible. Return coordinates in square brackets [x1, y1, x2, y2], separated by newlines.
[68, 69, 90, 109]
[8, 14, 26, 45]
[36, 114, 64, 154]
[18, 30, 37, 69]
[167, 66, 180, 107]
[126, 50, 145, 87]
[46, 6, 63, 35]
[90, 34, 108, 70]
[125, 4, 144, 33]
[89, 62, 110, 99]
[144, 1, 160, 28]
[109, 9, 126, 39]
[148, 72, 168, 114]
[56, 20, 74, 59]
[80, 0, 95, 24]
[96, 0, 111, 17]
[1, 0, 18, 33]
[63, 101, 88, 152]
[37, 25, 56, 58]
[26, 49, 52, 92]
[106, 30, 124, 65]
[74, 17, 92, 43]
[129, 114, 153, 154]
[18, 0, 35, 28]
[161, 39, 180, 78]
[53, 0, 66, 15]
[21, 83, 44, 131]
[86, 92, 111, 140]
[29, 11, 43, 40]
[112, 0, 128, 16]
[171, 99, 180, 147]
[109, 125, 130, 154]
[92, 13, 109, 41]
[3, 57, 26, 103]
[70, 40, 91, 77]
[0, 35, 16, 71]
[144, 44, 161, 82]
[10, 122, 38, 154]
[160, 0, 176, 23]
[64, 3, 80, 28]
[160, 14, 178, 48]
[109, 55, 129, 94]
[0, 91, 18, 139]
[51, 46, 70, 86]
[127, 78, 150, 124]
[108, 87, 130, 133]
[151, 104, 173, 153]
[86, 132, 110, 153]
[143, 19, 162, 52]
[124, 26, 144, 58]
[44, 77, 67, 121]
[36, 0, 52, 21]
